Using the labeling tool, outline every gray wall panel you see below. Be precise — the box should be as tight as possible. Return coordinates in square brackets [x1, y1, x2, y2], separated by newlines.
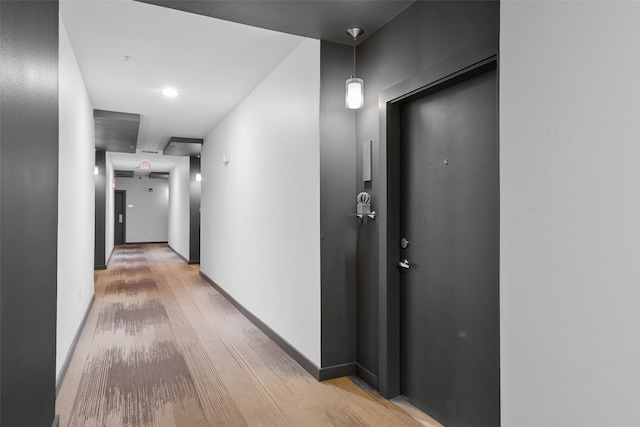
[0, 1, 59, 424]
[95, 150, 106, 268]
[189, 156, 200, 264]
[319, 41, 357, 368]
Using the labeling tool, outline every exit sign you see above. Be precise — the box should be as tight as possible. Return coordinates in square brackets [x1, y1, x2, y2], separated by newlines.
[139, 162, 150, 169]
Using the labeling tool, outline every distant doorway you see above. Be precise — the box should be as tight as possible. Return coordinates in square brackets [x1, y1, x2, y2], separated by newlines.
[114, 190, 126, 245]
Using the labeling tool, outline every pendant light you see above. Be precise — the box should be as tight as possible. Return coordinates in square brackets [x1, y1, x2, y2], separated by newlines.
[345, 27, 364, 109]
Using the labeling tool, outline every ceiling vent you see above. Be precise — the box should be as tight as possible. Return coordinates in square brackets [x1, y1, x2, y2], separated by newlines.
[149, 172, 169, 179]
[114, 170, 134, 178]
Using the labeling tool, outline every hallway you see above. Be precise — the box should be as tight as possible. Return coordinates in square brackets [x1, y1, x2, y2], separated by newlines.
[55, 245, 429, 426]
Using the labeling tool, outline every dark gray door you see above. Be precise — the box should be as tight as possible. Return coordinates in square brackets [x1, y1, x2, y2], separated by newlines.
[114, 190, 126, 245]
[399, 68, 499, 426]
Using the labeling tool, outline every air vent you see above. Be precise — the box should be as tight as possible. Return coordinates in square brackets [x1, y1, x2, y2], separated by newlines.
[149, 172, 169, 179]
[114, 170, 134, 178]
[141, 150, 160, 154]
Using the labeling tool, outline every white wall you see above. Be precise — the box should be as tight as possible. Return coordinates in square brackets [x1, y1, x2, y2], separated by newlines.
[115, 175, 169, 243]
[105, 152, 114, 260]
[500, 2, 640, 426]
[57, 16, 96, 378]
[201, 39, 321, 366]
[168, 157, 190, 259]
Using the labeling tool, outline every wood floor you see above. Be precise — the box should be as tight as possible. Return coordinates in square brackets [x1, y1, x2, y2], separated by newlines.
[56, 244, 437, 426]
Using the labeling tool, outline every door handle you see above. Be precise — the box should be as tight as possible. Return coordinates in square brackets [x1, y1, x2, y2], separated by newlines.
[399, 258, 410, 269]
[118, 214, 123, 224]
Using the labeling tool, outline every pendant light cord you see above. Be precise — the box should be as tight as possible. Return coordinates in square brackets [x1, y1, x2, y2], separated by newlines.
[353, 36, 356, 78]
[346, 28, 363, 77]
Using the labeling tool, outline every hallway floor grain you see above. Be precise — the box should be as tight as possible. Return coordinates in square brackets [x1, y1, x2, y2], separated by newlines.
[56, 244, 430, 426]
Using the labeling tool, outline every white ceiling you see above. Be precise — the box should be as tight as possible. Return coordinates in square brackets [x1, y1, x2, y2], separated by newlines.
[60, 0, 304, 172]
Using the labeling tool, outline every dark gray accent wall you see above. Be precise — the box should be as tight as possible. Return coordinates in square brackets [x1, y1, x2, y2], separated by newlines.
[353, 1, 499, 393]
[189, 156, 201, 264]
[319, 41, 357, 370]
[95, 150, 107, 269]
[0, 1, 59, 425]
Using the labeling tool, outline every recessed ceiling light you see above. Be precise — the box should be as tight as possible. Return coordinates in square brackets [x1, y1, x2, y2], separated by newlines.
[161, 87, 178, 98]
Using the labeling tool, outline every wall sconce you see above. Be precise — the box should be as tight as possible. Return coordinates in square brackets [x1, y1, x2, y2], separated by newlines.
[195, 173, 202, 182]
[94, 166, 99, 176]
[346, 27, 364, 109]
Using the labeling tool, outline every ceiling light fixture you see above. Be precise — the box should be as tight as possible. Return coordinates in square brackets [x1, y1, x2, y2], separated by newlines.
[195, 173, 202, 182]
[161, 87, 178, 98]
[345, 27, 364, 110]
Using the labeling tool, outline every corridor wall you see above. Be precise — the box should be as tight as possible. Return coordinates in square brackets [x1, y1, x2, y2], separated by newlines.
[169, 157, 190, 260]
[500, 2, 640, 425]
[201, 39, 322, 367]
[57, 14, 96, 380]
[115, 175, 169, 243]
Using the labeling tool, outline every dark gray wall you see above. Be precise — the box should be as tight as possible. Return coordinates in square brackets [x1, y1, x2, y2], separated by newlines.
[354, 1, 499, 389]
[319, 41, 357, 374]
[189, 156, 200, 264]
[0, 1, 59, 425]
[94, 150, 106, 269]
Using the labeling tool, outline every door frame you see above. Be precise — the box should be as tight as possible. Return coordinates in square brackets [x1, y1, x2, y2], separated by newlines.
[376, 39, 498, 398]
[114, 189, 126, 245]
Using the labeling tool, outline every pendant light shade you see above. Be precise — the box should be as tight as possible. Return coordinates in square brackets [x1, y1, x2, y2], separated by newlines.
[346, 77, 364, 109]
[345, 27, 364, 110]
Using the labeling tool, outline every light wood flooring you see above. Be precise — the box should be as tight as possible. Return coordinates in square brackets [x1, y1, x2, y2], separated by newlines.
[56, 244, 441, 426]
